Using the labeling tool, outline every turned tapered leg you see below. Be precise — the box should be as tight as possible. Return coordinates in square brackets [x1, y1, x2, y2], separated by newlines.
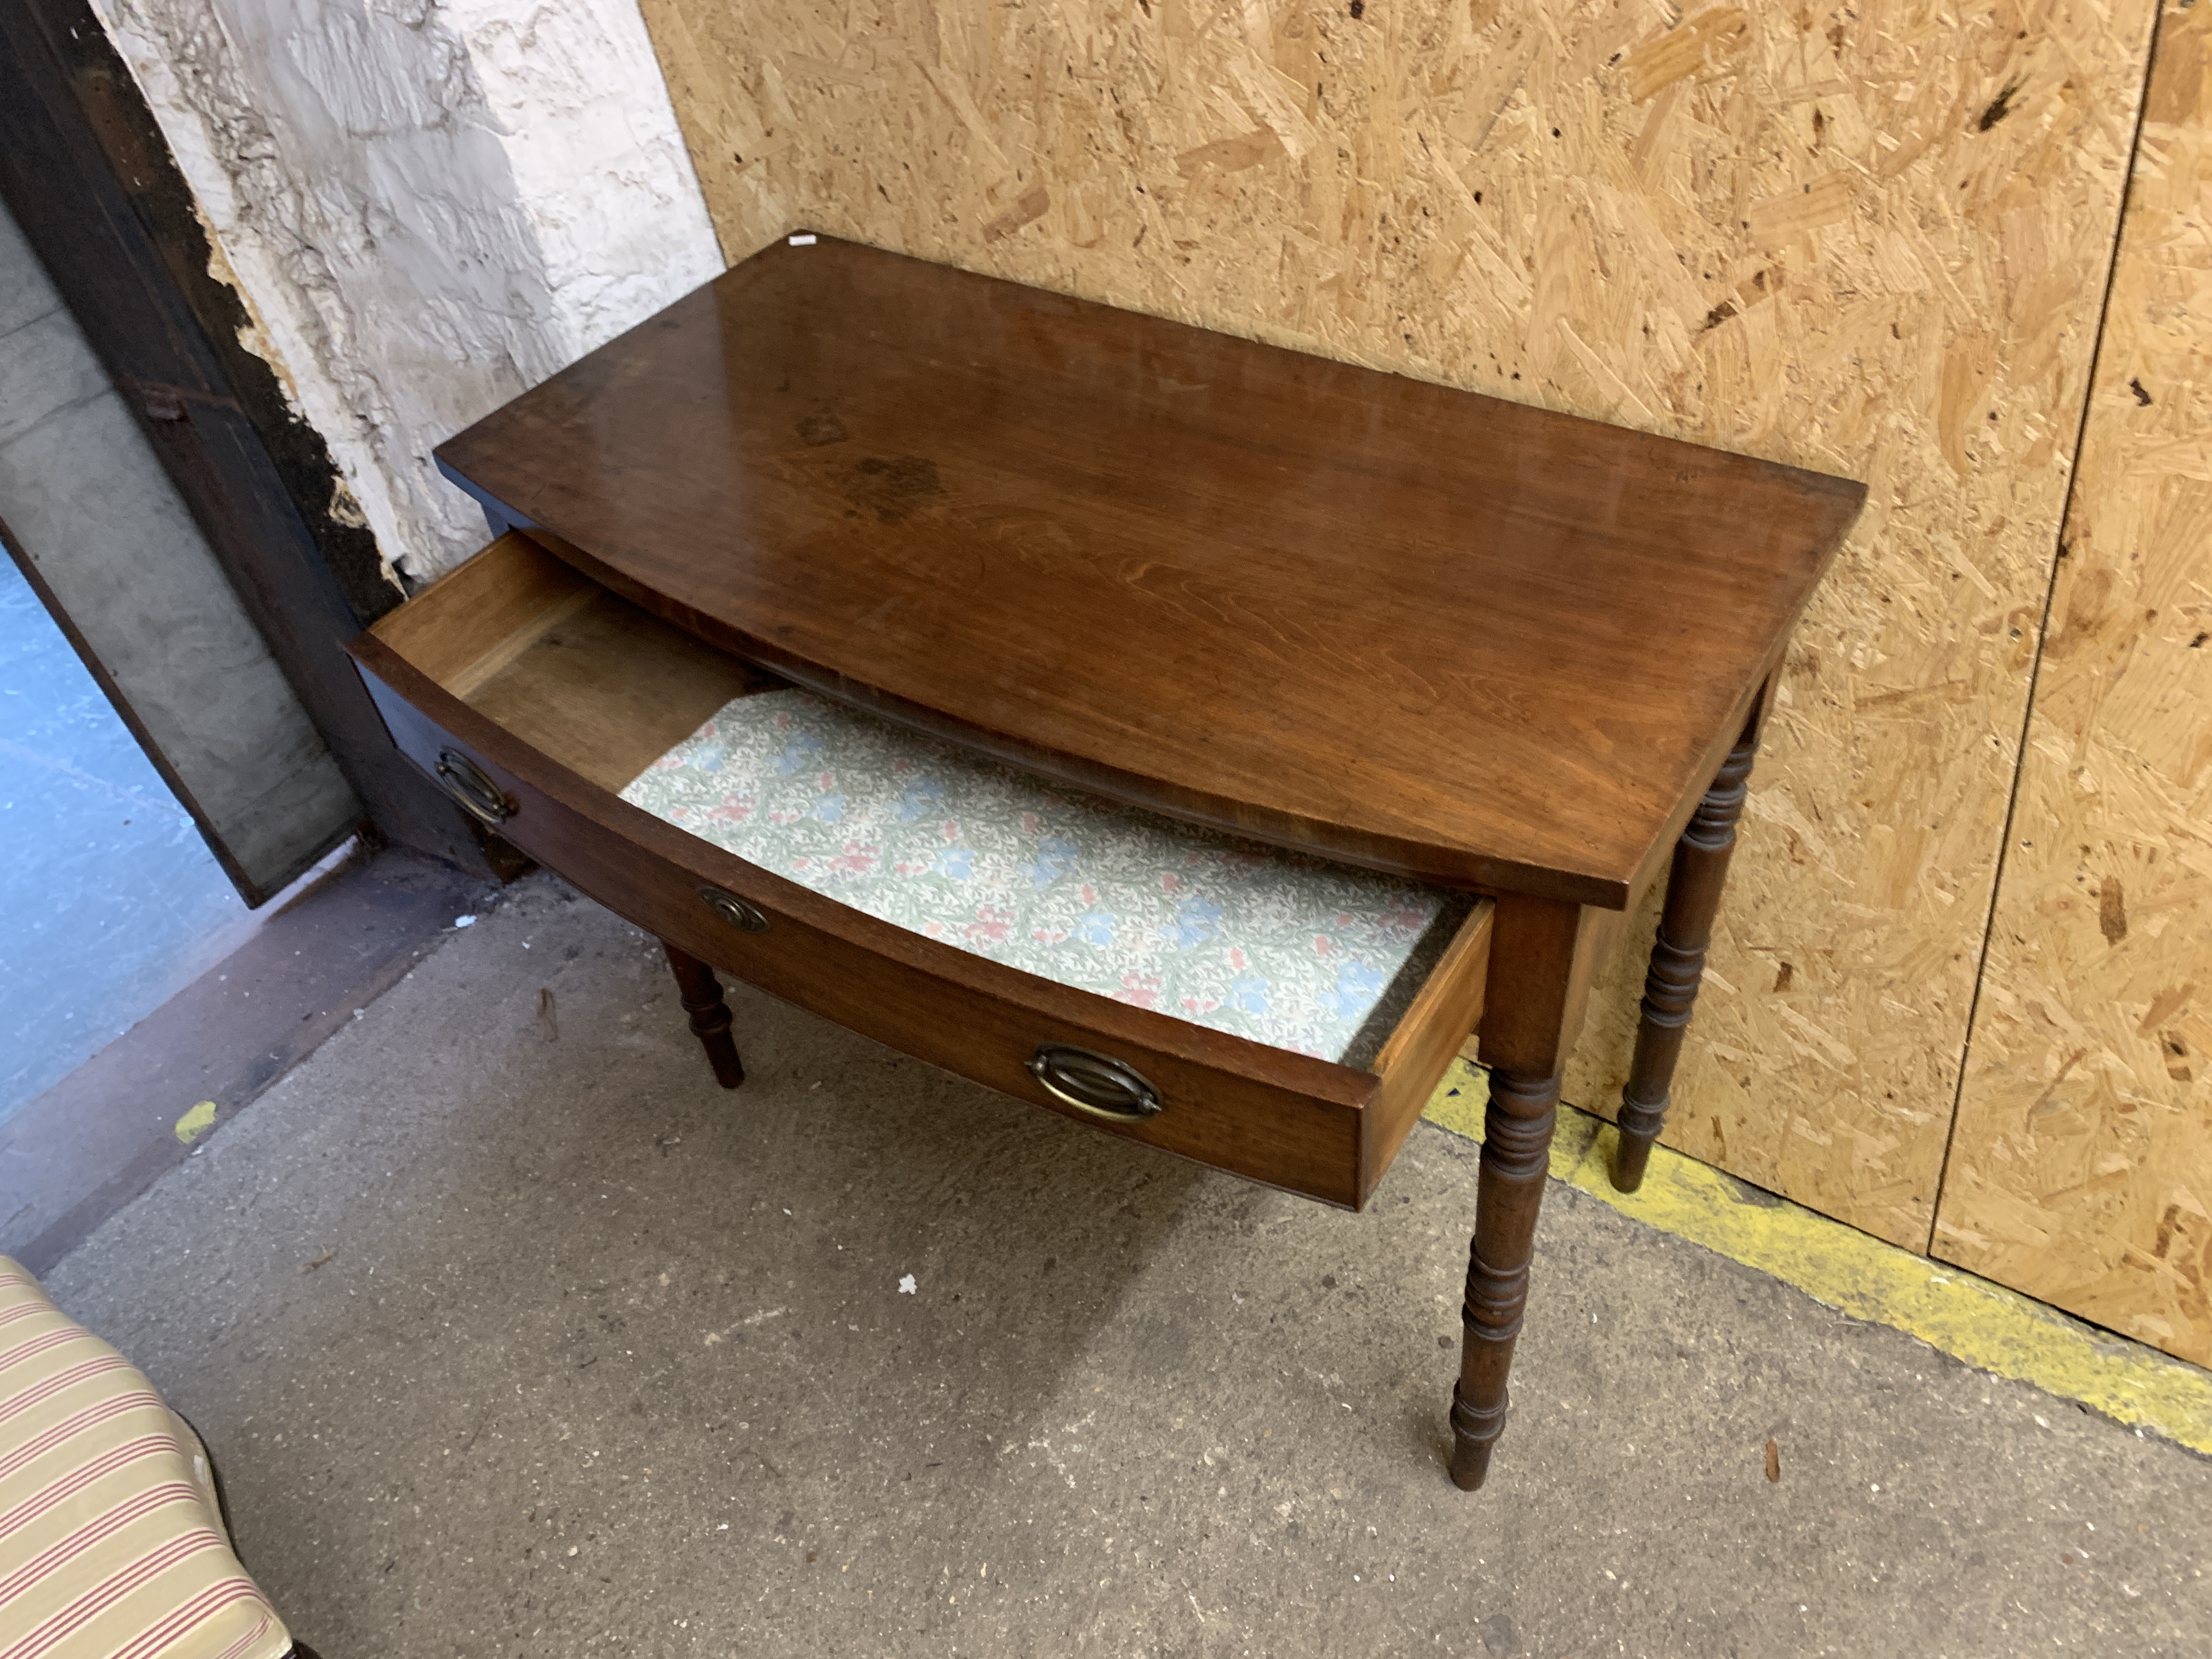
[1611, 712, 1761, 1193]
[662, 941, 744, 1089]
[1450, 1065, 1562, 1491]
[1448, 894, 1600, 1492]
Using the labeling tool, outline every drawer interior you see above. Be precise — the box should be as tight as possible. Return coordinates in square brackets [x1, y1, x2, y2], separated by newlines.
[373, 534, 780, 793]
[619, 681, 1473, 1067]
[374, 535, 1488, 1093]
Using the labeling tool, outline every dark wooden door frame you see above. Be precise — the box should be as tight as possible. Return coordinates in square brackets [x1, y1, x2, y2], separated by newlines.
[0, 0, 512, 883]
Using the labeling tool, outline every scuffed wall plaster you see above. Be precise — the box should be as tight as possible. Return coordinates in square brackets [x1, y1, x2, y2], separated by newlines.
[93, 0, 723, 585]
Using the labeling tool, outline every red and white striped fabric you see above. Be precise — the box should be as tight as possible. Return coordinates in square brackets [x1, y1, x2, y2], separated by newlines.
[0, 1259, 291, 1659]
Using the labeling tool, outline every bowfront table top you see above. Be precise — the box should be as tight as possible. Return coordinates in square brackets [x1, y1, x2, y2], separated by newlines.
[436, 234, 1863, 910]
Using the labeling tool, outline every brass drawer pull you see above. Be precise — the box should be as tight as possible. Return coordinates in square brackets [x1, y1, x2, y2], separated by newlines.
[436, 748, 513, 826]
[699, 885, 771, 934]
[1028, 1043, 1163, 1121]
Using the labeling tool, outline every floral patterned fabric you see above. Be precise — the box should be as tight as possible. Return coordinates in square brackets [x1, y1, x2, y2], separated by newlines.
[619, 690, 1457, 1063]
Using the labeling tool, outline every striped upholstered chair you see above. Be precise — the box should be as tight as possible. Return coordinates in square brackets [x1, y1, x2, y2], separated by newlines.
[0, 1259, 313, 1659]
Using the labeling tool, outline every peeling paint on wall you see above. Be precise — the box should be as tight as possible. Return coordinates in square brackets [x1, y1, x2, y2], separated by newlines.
[92, 0, 723, 584]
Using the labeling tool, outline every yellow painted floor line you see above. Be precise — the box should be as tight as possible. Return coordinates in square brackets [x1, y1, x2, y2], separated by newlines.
[1420, 1059, 2212, 1458]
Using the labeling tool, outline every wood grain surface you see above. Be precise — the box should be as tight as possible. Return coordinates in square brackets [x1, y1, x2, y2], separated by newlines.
[1937, 0, 2212, 1366]
[437, 238, 1858, 909]
[629, 0, 2156, 1245]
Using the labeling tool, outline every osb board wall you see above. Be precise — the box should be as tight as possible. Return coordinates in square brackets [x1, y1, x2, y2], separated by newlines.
[1937, 0, 2212, 1367]
[636, 0, 2157, 1246]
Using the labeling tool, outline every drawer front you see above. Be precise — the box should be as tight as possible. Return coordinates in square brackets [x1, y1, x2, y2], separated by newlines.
[354, 644, 1381, 1206]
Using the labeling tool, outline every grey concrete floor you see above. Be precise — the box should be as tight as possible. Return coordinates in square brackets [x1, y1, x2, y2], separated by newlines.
[42, 874, 2212, 1659]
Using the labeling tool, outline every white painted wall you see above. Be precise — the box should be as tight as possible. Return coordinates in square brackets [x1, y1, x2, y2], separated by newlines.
[92, 0, 724, 584]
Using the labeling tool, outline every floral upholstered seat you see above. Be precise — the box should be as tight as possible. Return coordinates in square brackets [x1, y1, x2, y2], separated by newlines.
[622, 690, 1463, 1064]
[0, 1259, 294, 1659]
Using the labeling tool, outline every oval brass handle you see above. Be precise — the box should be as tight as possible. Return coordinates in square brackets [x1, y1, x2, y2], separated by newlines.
[1028, 1043, 1163, 1122]
[699, 885, 771, 934]
[435, 748, 513, 826]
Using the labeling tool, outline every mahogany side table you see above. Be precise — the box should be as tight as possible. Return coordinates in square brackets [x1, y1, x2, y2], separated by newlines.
[348, 235, 1863, 1490]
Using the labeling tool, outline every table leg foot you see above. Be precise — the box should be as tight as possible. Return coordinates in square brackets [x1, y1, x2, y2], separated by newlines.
[1448, 1387, 1505, 1490]
[1448, 1065, 1559, 1493]
[662, 941, 745, 1090]
[1612, 1101, 1666, 1194]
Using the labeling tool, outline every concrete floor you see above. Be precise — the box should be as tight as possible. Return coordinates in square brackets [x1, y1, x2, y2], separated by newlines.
[41, 874, 2212, 1658]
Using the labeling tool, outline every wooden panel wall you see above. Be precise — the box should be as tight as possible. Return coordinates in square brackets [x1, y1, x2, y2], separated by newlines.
[635, 0, 2157, 1246]
[1937, 0, 2212, 1367]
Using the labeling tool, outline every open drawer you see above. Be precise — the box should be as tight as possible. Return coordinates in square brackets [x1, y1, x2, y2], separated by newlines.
[348, 534, 1492, 1209]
